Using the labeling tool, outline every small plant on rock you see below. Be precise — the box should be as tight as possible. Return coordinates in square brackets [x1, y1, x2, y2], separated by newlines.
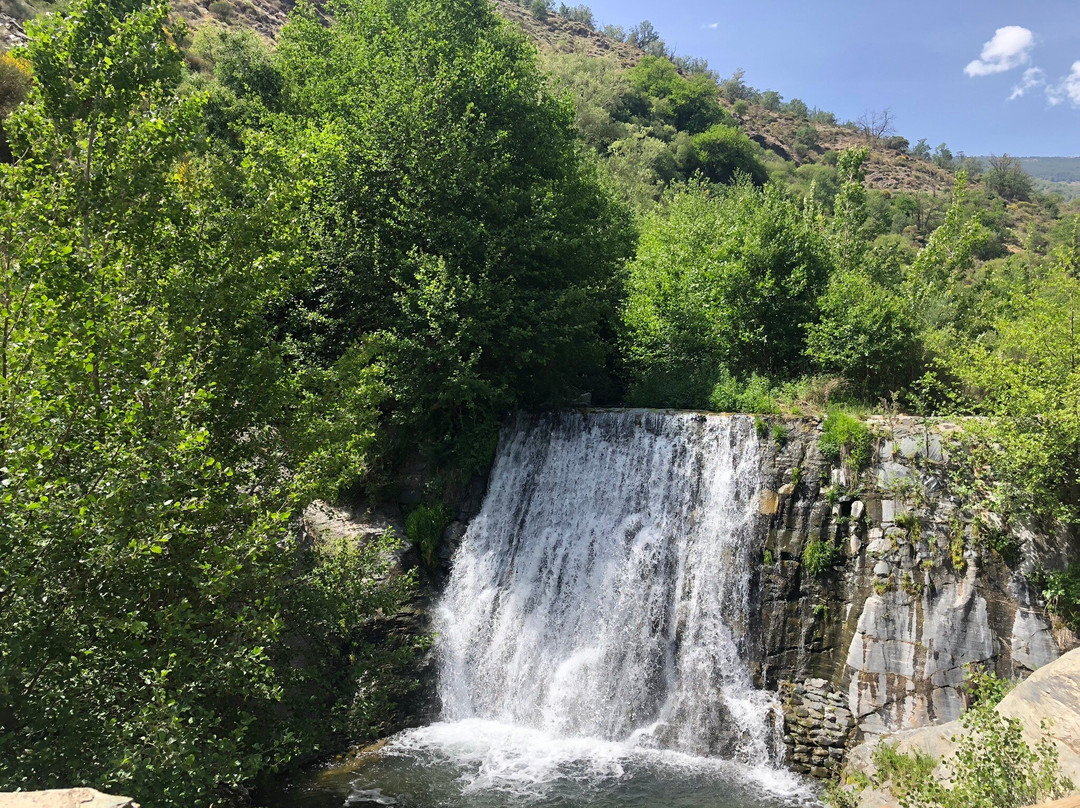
[819, 408, 874, 472]
[803, 538, 838, 576]
[406, 503, 451, 567]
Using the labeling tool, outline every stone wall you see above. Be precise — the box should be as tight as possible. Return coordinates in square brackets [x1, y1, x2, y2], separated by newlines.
[779, 678, 854, 777]
[753, 415, 1078, 776]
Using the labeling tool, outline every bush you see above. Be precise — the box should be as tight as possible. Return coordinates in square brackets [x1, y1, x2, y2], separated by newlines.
[208, 0, 233, 20]
[1040, 564, 1080, 631]
[803, 538, 839, 576]
[873, 701, 1073, 808]
[805, 268, 923, 399]
[622, 181, 832, 401]
[708, 371, 779, 414]
[819, 409, 873, 471]
[0, 52, 31, 116]
[963, 667, 1012, 709]
[406, 504, 452, 567]
[691, 123, 769, 185]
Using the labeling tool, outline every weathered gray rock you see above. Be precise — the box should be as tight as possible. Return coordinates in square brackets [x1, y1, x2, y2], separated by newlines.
[0, 791, 138, 808]
[998, 647, 1080, 784]
[756, 414, 1077, 776]
[845, 647, 1080, 798]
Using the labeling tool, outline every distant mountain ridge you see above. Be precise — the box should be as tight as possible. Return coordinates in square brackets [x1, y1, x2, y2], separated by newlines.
[1015, 157, 1080, 184]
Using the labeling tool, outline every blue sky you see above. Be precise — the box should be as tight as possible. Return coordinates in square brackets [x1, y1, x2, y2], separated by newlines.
[579, 0, 1080, 156]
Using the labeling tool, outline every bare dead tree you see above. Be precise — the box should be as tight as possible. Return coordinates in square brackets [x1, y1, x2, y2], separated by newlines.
[856, 108, 895, 141]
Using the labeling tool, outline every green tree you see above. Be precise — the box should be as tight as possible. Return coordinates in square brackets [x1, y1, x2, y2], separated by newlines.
[622, 181, 832, 405]
[0, 0, 416, 803]
[691, 123, 768, 185]
[832, 147, 871, 272]
[272, 0, 634, 464]
[806, 269, 922, 399]
[933, 142, 954, 169]
[984, 154, 1034, 202]
[760, 90, 782, 111]
[785, 97, 809, 118]
[626, 55, 727, 133]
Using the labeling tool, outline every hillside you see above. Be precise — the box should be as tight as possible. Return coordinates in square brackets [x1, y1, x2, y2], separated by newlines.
[489, 0, 956, 198]
[0, 0, 1021, 205]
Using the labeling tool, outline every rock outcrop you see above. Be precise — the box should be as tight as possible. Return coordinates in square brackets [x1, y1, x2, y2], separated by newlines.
[752, 414, 1078, 776]
[843, 647, 1080, 805]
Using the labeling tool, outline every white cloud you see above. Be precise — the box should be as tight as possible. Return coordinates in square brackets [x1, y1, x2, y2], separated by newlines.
[703, 22, 719, 29]
[1047, 61, 1080, 106]
[964, 26, 1035, 77]
[1010, 66, 1046, 100]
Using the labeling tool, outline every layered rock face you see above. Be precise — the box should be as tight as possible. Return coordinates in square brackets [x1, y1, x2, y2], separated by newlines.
[753, 415, 1078, 774]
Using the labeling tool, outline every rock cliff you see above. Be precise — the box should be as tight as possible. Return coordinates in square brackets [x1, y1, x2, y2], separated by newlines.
[752, 414, 1078, 776]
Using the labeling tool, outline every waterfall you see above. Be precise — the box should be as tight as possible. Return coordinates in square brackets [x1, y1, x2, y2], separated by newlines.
[435, 410, 782, 765]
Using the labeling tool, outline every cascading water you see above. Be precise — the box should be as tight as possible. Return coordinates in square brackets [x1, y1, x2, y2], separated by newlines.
[436, 410, 782, 763]
[273, 411, 816, 808]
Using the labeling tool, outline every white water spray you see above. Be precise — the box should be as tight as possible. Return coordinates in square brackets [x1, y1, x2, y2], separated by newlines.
[435, 410, 783, 766]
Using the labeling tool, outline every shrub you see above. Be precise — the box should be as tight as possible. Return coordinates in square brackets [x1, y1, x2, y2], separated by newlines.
[708, 371, 780, 414]
[874, 701, 1073, 808]
[0, 52, 31, 116]
[963, 667, 1012, 709]
[406, 504, 451, 567]
[819, 409, 873, 471]
[622, 181, 832, 401]
[806, 269, 923, 400]
[691, 123, 769, 185]
[208, 0, 232, 20]
[1040, 564, 1080, 631]
[771, 422, 789, 446]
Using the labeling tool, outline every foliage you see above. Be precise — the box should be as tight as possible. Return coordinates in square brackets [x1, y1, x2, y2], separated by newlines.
[0, 0, 418, 803]
[963, 667, 1012, 709]
[803, 538, 839, 576]
[1039, 564, 1080, 631]
[0, 52, 31, 115]
[691, 123, 769, 185]
[622, 180, 832, 406]
[0, 0, 635, 803]
[873, 742, 937, 798]
[874, 702, 1073, 808]
[984, 154, 1034, 202]
[945, 269, 1080, 525]
[273, 0, 635, 470]
[708, 372, 780, 414]
[771, 421, 789, 445]
[557, 3, 593, 27]
[818, 409, 873, 471]
[406, 504, 452, 567]
[626, 56, 727, 134]
[805, 267, 922, 399]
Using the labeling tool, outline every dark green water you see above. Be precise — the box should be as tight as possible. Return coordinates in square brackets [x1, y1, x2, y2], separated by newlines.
[267, 720, 819, 808]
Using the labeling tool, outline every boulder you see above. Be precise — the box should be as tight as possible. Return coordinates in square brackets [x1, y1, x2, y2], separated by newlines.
[0, 790, 138, 808]
[998, 647, 1080, 784]
[845, 647, 1080, 805]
